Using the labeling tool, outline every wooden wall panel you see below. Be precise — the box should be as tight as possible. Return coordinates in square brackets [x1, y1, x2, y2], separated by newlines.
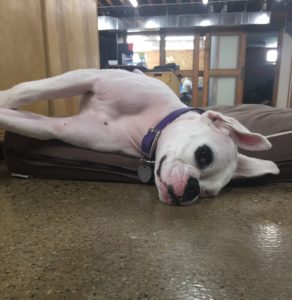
[0, 0, 99, 119]
[0, 0, 49, 115]
[43, 0, 99, 116]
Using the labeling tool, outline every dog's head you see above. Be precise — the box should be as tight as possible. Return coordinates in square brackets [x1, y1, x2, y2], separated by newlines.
[154, 110, 279, 205]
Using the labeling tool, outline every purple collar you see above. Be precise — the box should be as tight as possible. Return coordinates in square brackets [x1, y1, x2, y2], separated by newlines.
[140, 107, 205, 162]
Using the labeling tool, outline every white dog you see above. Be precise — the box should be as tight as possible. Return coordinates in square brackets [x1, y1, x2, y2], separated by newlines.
[0, 69, 279, 205]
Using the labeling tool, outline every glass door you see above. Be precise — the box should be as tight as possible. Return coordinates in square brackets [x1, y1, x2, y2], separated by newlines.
[202, 32, 246, 106]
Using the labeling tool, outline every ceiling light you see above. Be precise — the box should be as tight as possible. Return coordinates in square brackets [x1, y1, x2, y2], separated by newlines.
[145, 20, 159, 29]
[202, 0, 208, 5]
[129, 0, 138, 8]
[255, 12, 270, 24]
[199, 19, 212, 26]
[266, 49, 278, 63]
[267, 42, 278, 48]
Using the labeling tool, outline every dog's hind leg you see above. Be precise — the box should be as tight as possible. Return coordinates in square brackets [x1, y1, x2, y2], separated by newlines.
[0, 108, 66, 140]
[0, 69, 99, 109]
[0, 108, 91, 147]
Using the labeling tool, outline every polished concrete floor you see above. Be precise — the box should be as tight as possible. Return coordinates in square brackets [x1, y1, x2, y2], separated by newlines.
[0, 165, 292, 300]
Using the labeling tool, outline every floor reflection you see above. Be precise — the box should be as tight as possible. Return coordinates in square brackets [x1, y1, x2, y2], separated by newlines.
[253, 222, 282, 258]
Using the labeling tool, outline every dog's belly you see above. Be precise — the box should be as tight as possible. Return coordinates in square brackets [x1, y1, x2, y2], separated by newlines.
[77, 91, 185, 156]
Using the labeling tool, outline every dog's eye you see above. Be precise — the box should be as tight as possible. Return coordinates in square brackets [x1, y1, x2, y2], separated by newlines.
[195, 145, 213, 169]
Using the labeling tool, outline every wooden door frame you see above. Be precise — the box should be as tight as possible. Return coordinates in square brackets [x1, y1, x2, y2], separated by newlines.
[202, 31, 247, 107]
[192, 33, 200, 107]
[272, 29, 283, 106]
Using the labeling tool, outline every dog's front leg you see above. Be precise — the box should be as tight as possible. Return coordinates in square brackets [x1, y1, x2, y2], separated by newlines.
[0, 69, 99, 109]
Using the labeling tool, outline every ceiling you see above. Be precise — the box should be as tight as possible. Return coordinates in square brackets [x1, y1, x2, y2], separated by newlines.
[98, 0, 291, 18]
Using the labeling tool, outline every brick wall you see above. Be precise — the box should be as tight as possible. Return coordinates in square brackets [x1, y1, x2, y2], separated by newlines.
[166, 50, 193, 70]
[143, 49, 205, 70]
[144, 50, 160, 69]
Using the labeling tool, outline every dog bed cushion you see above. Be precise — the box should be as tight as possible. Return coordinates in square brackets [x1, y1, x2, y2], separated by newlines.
[3, 104, 292, 182]
[3, 133, 141, 183]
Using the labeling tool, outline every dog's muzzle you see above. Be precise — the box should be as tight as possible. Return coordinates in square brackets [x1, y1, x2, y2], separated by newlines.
[167, 177, 200, 206]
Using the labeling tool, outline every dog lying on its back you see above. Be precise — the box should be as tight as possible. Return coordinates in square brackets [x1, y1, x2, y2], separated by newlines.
[0, 69, 279, 205]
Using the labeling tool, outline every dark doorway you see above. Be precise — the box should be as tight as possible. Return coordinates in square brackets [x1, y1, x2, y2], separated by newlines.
[243, 32, 278, 106]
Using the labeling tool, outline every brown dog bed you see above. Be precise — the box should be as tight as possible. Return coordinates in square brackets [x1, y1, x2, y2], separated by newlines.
[3, 104, 292, 183]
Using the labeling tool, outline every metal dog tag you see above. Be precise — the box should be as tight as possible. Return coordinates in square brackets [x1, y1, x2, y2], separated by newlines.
[138, 163, 153, 183]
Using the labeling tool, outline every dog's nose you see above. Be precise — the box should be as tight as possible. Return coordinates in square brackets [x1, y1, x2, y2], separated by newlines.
[182, 177, 200, 204]
[167, 177, 200, 206]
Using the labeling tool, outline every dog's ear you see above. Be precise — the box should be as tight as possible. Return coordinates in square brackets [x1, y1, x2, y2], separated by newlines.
[204, 110, 271, 151]
[233, 153, 279, 178]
